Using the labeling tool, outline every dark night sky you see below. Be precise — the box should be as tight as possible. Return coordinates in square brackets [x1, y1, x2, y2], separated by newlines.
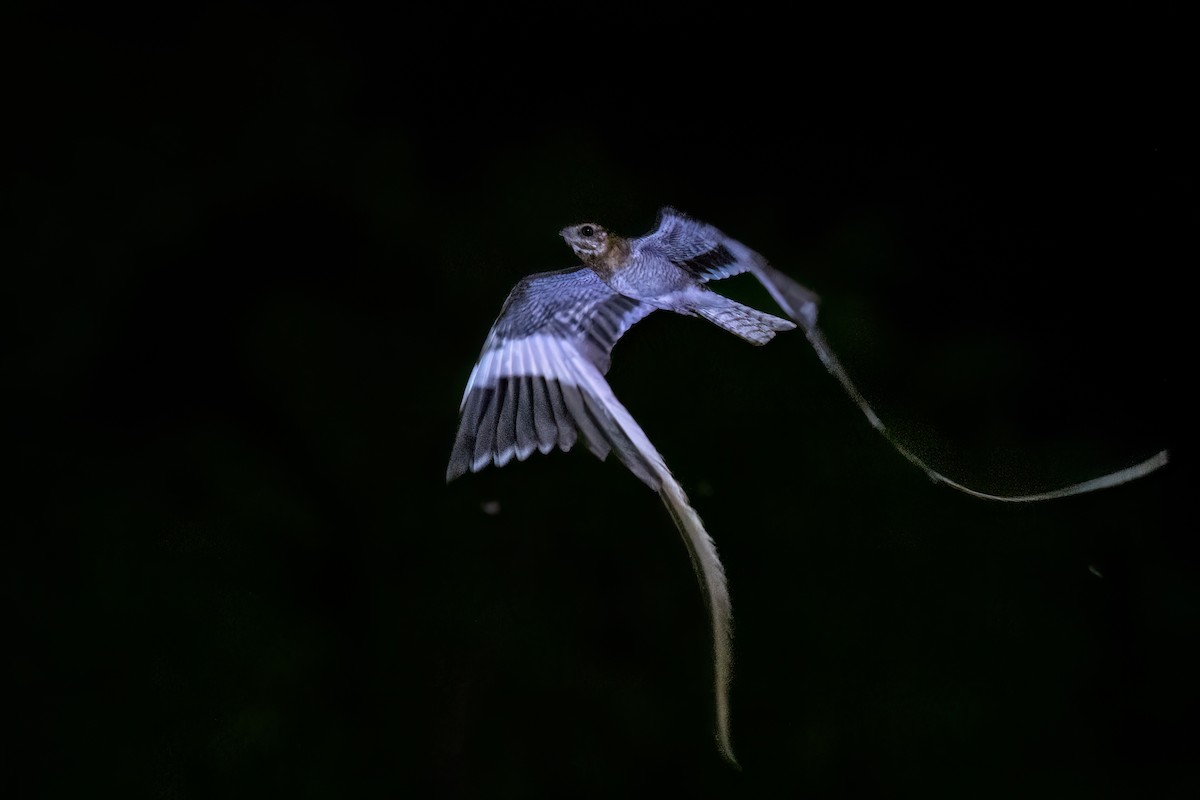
[8, 5, 1195, 798]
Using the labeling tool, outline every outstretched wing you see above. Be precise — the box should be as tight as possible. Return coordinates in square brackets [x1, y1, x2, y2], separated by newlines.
[632, 206, 769, 282]
[447, 264, 740, 764]
[447, 267, 657, 482]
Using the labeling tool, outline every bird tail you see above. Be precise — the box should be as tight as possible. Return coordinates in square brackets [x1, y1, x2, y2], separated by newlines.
[694, 300, 797, 345]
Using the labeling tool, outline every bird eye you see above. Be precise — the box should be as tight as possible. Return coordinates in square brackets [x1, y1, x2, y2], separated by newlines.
[580, 225, 594, 237]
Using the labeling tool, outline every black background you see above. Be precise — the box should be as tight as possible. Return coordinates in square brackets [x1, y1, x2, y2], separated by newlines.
[9, 5, 1194, 798]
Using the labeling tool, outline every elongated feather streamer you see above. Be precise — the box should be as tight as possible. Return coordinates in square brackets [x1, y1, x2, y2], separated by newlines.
[747, 260, 1169, 501]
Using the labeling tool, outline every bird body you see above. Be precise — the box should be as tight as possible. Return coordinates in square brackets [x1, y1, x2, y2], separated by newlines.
[445, 206, 1168, 766]
[560, 210, 796, 346]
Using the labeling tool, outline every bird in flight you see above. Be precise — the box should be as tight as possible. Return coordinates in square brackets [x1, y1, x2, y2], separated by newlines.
[446, 206, 1168, 766]
[447, 206, 796, 483]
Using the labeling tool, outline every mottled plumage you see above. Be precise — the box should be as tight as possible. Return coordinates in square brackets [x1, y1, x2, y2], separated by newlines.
[562, 207, 796, 345]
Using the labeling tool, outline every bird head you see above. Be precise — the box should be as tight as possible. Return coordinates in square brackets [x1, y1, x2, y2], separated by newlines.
[560, 222, 610, 263]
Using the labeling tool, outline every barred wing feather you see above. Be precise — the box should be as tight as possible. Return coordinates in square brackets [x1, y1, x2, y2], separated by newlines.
[447, 267, 656, 483]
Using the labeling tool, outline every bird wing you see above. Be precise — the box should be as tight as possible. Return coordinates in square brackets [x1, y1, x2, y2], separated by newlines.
[447, 264, 740, 764]
[631, 206, 769, 282]
[447, 267, 658, 483]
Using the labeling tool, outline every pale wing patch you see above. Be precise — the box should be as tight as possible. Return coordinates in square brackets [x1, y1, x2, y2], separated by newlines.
[448, 282, 656, 483]
[451, 334, 584, 478]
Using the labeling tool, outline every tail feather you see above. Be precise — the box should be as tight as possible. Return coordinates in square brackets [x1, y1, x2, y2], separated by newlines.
[695, 300, 797, 345]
